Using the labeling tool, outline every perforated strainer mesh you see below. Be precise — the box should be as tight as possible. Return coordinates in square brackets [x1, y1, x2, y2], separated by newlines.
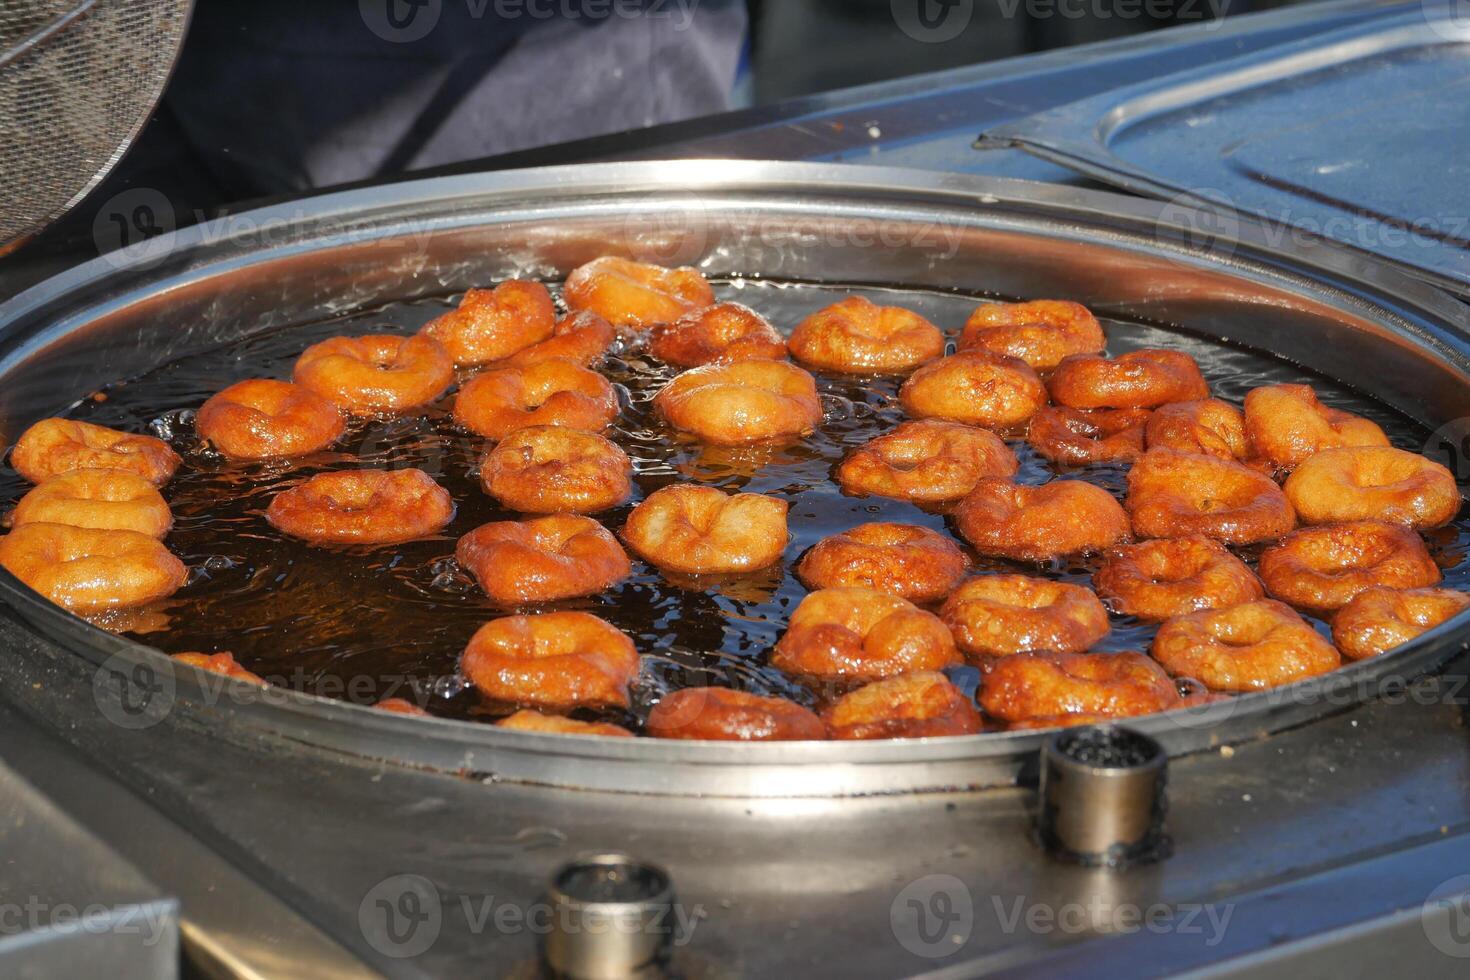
[0, 0, 191, 248]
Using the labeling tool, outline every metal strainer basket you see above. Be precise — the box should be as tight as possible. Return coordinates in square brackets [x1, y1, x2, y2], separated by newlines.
[0, 0, 191, 249]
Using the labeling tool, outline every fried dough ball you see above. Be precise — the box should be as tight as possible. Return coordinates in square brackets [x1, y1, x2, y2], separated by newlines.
[0, 524, 186, 614]
[796, 523, 966, 604]
[771, 587, 960, 684]
[453, 361, 620, 440]
[835, 420, 1018, 504]
[1243, 384, 1389, 472]
[563, 256, 715, 329]
[1285, 446, 1460, 530]
[979, 651, 1179, 723]
[1144, 398, 1250, 462]
[1026, 406, 1150, 465]
[375, 697, 430, 716]
[1258, 521, 1441, 614]
[645, 687, 825, 741]
[1151, 599, 1341, 691]
[1125, 449, 1294, 545]
[196, 379, 345, 459]
[293, 334, 454, 416]
[456, 515, 631, 604]
[172, 652, 265, 684]
[481, 426, 632, 514]
[12, 469, 172, 538]
[418, 280, 556, 366]
[953, 478, 1130, 561]
[267, 469, 453, 546]
[1048, 349, 1209, 409]
[939, 575, 1109, 658]
[648, 302, 786, 367]
[495, 709, 633, 737]
[11, 418, 180, 486]
[822, 672, 983, 739]
[958, 300, 1105, 371]
[654, 360, 822, 445]
[502, 311, 617, 369]
[1093, 536, 1262, 621]
[788, 296, 944, 375]
[462, 612, 640, 710]
[1331, 587, 1470, 661]
[898, 350, 1047, 430]
[621, 485, 788, 575]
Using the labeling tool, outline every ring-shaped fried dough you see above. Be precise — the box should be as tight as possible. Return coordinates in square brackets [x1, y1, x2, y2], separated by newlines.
[648, 302, 787, 367]
[456, 515, 631, 604]
[495, 709, 633, 737]
[1151, 599, 1341, 691]
[953, 477, 1130, 561]
[1144, 398, 1251, 461]
[1125, 449, 1294, 545]
[772, 587, 960, 684]
[12, 469, 172, 538]
[1093, 536, 1262, 621]
[898, 350, 1047, 430]
[1285, 446, 1460, 530]
[654, 360, 822, 445]
[563, 256, 714, 328]
[822, 672, 983, 739]
[621, 485, 788, 574]
[958, 300, 1105, 371]
[501, 311, 617, 369]
[796, 523, 966, 604]
[939, 575, 1109, 658]
[788, 296, 944, 374]
[454, 361, 620, 440]
[481, 426, 632, 514]
[836, 420, 1018, 504]
[462, 612, 640, 709]
[645, 687, 825, 741]
[0, 523, 186, 614]
[11, 418, 179, 485]
[1257, 521, 1440, 614]
[1244, 384, 1390, 472]
[979, 651, 1179, 722]
[266, 469, 454, 545]
[173, 651, 265, 684]
[1048, 349, 1209, 409]
[1026, 406, 1150, 465]
[1331, 586, 1470, 661]
[293, 334, 454, 416]
[418, 280, 557, 366]
[196, 379, 344, 459]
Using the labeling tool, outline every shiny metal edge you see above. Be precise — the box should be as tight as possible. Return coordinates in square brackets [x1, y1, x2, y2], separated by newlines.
[1, 159, 1467, 798]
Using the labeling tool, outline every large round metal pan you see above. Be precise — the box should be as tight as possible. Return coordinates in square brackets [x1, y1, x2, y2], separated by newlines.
[1, 161, 1467, 797]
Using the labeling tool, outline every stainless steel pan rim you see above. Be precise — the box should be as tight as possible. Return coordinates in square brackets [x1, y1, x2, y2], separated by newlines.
[1, 160, 1467, 798]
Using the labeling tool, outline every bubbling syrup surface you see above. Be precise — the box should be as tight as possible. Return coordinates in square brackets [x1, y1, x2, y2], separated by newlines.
[4, 279, 1465, 731]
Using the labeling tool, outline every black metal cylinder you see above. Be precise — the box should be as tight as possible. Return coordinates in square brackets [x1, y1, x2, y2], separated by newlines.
[543, 853, 675, 980]
[1037, 726, 1169, 867]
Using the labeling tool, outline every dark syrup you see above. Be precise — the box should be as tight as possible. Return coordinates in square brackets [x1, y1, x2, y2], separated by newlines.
[3, 279, 1466, 732]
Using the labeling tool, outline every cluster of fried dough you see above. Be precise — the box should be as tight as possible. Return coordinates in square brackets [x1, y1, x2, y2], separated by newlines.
[8, 258, 1464, 739]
